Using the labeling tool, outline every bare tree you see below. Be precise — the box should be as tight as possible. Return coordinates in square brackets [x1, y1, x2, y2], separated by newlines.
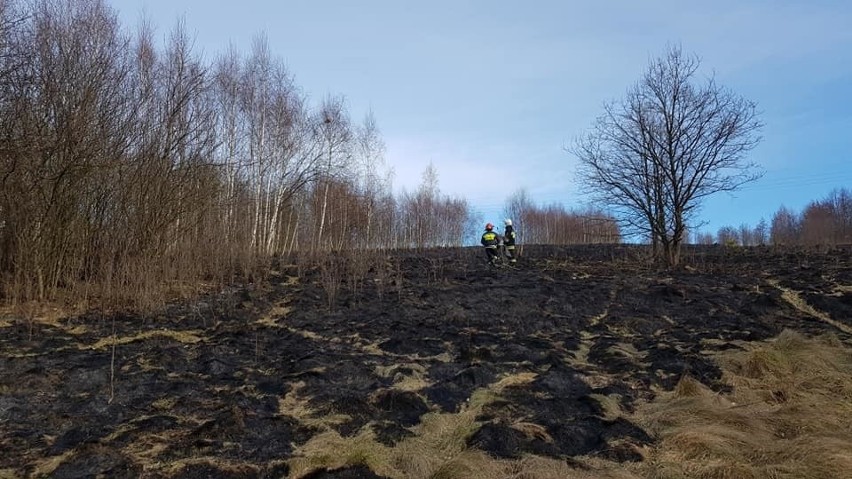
[350, 111, 389, 248]
[801, 201, 834, 246]
[753, 217, 768, 245]
[826, 188, 852, 244]
[313, 96, 353, 251]
[504, 188, 533, 247]
[1, 0, 135, 300]
[760, 189, 851, 247]
[770, 206, 800, 246]
[0, 0, 396, 307]
[692, 231, 714, 245]
[738, 223, 754, 246]
[520, 204, 620, 245]
[799, 188, 852, 246]
[716, 225, 739, 246]
[571, 46, 763, 266]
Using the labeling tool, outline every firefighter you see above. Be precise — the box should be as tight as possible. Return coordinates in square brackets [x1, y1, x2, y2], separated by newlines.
[503, 219, 517, 263]
[481, 223, 501, 266]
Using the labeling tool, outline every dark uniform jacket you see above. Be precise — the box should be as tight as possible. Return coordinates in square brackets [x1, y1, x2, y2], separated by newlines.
[504, 225, 516, 247]
[481, 230, 500, 248]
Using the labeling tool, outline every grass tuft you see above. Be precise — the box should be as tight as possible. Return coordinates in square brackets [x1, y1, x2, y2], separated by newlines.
[636, 329, 852, 479]
[88, 329, 202, 350]
[673, 374, 708, 398]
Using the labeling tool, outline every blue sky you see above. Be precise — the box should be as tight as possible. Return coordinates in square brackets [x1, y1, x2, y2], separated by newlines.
[109, 0, 852, 236]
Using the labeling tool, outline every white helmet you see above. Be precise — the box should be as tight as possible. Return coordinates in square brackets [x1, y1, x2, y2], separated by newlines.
[504, 219, 512, 226]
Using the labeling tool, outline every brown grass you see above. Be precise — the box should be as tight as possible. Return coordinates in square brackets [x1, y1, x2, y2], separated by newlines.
[157, 457, 261, 476]
[375, 363, 432, 392]
[511, 422, 554, 443]
[277, 380, 351, 431]
[287, 373, 531, 479]
[769, 279, 852, 335]
[286, 330, 852, 479]
[0, 301, 88, 327]
[509, 455, 642, 479]
[29, 450, 76, 477]
[255, 303, 292, 328]
[635, 329, 852, 479]
[10, 325, 851, 478]
[287, 429, 396, 478]
[87, 329, 203, 350]
[285, 369, 651, 479]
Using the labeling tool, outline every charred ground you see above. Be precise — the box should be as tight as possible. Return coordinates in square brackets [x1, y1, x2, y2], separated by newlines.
[1, 245, 850, 478]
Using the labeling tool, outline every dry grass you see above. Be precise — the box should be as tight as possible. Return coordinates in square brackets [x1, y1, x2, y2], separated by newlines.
[151, 397, 178, 410]
[287, 429, 397, 478]
[29, 450, 76, 477]
[288, 405, 496, 479]
[511, 422, 554, 443]
[589, 286, 620, 327]
[375, 363, 432, 392]
[11, 324, 852, 478]
[121, 431, 181, 468]
[87, 328, 203, 350]
[588, 393, 625, 421]
[0, 301, 85, 327]
[492, 371, 538, 392]
[607, 342, 648, 365]
[287, 372, 537, 479]
[255, 304, 292, 328]
[286, 330, 852, 479]
[571, 334, 594, 366]
[830, 283, 852, 295]
[509, 455, 642, 479]
[278, 381, 351, 430]
[635, 329, 852, 479]
[156, 457, 260, 476]
[769, 279, 852, 335]
[63, 324, 89, 335]
[284, 326, 323, 342]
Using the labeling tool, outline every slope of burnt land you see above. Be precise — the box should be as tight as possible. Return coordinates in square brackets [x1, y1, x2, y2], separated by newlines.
[0, 245, 849, 478]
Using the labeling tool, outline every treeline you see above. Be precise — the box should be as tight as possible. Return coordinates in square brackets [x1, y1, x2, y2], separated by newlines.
[0, 0, 621, 308]
[0, 0, 480, 306]
[693, 187, 851, 246]
[504, 190, 620, 245]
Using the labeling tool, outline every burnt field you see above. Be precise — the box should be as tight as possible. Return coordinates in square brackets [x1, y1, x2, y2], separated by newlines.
[1, 245, 851, 478]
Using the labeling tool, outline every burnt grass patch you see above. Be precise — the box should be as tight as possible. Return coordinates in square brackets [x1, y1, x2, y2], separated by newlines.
[1, 245, 850, 477]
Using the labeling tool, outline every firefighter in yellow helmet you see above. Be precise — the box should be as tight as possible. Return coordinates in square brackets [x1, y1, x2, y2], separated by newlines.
[481, 223, 501, 266]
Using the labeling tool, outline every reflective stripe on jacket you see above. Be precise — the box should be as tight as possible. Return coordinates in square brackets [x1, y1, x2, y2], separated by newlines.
[504, 226, 516, 246]
[481, 231, 499, 247]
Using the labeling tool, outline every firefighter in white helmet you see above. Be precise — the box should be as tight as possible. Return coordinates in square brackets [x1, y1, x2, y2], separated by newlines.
[503, 219, 517, 263]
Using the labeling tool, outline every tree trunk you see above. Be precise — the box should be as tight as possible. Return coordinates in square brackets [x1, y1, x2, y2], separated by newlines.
[663, 240, 681, 267]
[317, 180, 330, 251]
